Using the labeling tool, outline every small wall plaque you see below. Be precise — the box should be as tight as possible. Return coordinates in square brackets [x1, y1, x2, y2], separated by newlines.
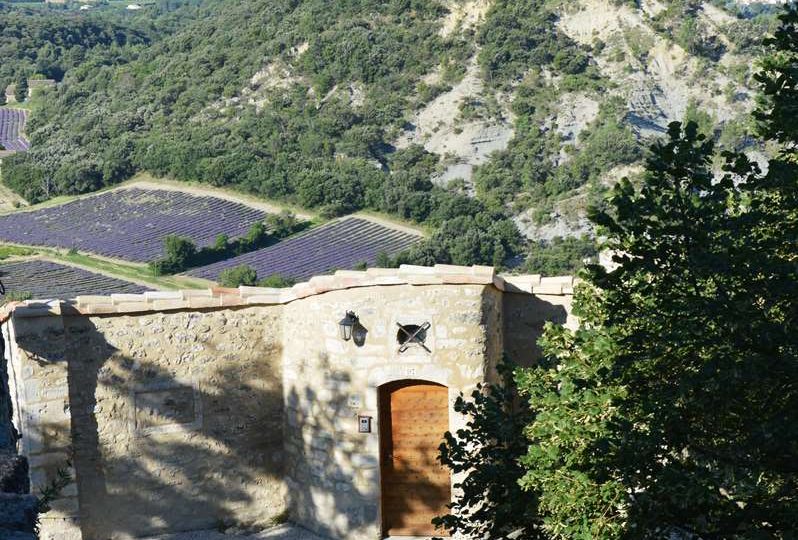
[347, 394, 362, 408]
[131, 380, 201, 435]
[358, 415, 372, 433]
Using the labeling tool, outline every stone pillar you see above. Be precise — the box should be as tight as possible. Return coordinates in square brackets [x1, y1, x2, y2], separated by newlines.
[1, 322, 19, 452]
[10, 315, 81, 540]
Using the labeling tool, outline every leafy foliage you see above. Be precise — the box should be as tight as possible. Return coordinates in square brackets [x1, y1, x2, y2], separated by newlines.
[754, 3, 798, 147]
[478, 0, 590, 85]
[518, 114, 798, 537]
[218, 264, 258, 287]
[516, 285, 625, 539]
[150, 234, 197, 275]
[256, 273, 295, 288]
[218, 264, 295, 288]
[523, 235, 597, 275]
[515, 6, 798, 538]
[435, 359, 545, 540]
[14, 75, 27, 102]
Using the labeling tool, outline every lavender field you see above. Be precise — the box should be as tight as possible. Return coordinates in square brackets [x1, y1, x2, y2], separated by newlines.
[0, 108, 29, 152]
[0, 259, 149, 299]
[0, 188, 268, 262]
[188, 217, 422, 282]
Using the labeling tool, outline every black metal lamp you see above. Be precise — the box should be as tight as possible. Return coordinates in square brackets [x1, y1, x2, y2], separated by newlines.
[339, 311, 359, 341]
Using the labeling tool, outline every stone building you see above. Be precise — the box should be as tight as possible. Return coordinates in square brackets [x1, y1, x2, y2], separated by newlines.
[4, 80, 56, 104]
[0, 264, 576, 540]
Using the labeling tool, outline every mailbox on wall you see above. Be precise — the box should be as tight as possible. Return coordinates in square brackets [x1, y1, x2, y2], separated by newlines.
[358, 415, 372, 433]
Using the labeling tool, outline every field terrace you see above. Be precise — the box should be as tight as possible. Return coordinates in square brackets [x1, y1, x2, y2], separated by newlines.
[187, 217, 423, 282]
[0, 187, 269, 262]
[0, 107, 29, 156]
[0, 259, 150, 300]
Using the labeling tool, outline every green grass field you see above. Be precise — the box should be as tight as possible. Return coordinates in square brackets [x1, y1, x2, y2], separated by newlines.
[0, 244, 210, 291]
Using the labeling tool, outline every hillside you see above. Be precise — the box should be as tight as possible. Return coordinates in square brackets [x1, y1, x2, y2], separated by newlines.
[0, 0, 782, 273]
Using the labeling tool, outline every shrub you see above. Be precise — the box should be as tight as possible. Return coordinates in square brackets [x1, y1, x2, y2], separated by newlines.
[218, 264, 258, 287]
[434, 359, 545, 539]
[257, 274, 295, 288]
[150, 235, 197, 275]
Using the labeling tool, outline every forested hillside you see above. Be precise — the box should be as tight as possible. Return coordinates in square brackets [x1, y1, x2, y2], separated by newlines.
[0, 1, 204, 88]
[0, 0, 780, 271]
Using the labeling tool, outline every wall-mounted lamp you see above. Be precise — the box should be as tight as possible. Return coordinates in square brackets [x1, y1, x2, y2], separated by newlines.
[339, 311, 368, 346]
[339, 311, 359, 341]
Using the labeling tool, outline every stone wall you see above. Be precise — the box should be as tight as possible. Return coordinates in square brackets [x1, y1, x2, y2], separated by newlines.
[0, 323, 37, 540]
[282, 284, 503, 539]
[7, 307, 287, 540]
[5, 314, 79, 539]
[69, 307, 286, 538]
[0, 265, 576, 540]
[0, 455, 37, 540]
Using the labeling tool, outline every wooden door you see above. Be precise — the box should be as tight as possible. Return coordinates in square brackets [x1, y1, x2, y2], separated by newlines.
[380, 381, 451, 537]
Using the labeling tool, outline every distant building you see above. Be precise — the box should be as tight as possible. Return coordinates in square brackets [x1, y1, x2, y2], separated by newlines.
[27, 79, 56, 97]
[4, 80, 55, 104]
[126, 3, 143, 9]
[4, 85, 16, 104]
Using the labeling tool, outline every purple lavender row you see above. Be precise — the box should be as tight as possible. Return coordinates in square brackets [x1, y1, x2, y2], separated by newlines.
[0, 259, 150, 300]
[0, 188, 269, 262]
[0, 108, 29, 152]
[187, 217, 422, 282]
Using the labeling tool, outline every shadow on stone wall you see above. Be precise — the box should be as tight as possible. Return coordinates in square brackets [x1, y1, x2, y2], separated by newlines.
[284, 370, 454, 539]
[284, 364, 384, 539]
[21, 315, 287, 538]
[502, 293, 569, 368]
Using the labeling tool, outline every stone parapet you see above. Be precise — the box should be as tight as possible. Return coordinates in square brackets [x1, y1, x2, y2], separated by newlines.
[0, 265, 575, 321]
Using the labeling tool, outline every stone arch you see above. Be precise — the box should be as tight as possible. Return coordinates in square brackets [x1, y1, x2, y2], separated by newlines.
[366, 365, 453, 389]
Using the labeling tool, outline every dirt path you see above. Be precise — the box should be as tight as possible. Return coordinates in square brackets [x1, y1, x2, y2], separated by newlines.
[118, 175, 316, 220]
[0, 181, 27, 212]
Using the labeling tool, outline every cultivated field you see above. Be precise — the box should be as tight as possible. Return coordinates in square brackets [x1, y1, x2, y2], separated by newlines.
[0, 108, 29, 152]
[0, 259, 150, 300]
[188, 217, 423, 282]
[0, 188, 268, 262]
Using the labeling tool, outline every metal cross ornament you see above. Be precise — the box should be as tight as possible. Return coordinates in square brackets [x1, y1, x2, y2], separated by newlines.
[396, 322, 431, 353]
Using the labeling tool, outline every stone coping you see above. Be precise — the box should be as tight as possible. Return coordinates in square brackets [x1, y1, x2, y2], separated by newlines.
[0, 264, 575, 321]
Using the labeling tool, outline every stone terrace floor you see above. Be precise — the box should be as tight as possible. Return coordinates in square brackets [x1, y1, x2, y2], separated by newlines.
[144, 525, 433, 540]
[143, 525, 326, 540]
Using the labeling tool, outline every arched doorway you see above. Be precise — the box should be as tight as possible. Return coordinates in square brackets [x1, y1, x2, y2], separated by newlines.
[379, 380, 451, 537]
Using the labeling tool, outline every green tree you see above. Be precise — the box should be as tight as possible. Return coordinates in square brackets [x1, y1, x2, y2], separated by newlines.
[523, 235, 597, 276]
[518, 113, 797, 540]
[14, 76, 27, 103]
[218, 264, 258, 287]
[515, 10, 798, 536]
[520, 116, 797, 537]
[150, 234, 197, 275]
[265, 210, 301, 239]
[257, 273, 295, 288]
